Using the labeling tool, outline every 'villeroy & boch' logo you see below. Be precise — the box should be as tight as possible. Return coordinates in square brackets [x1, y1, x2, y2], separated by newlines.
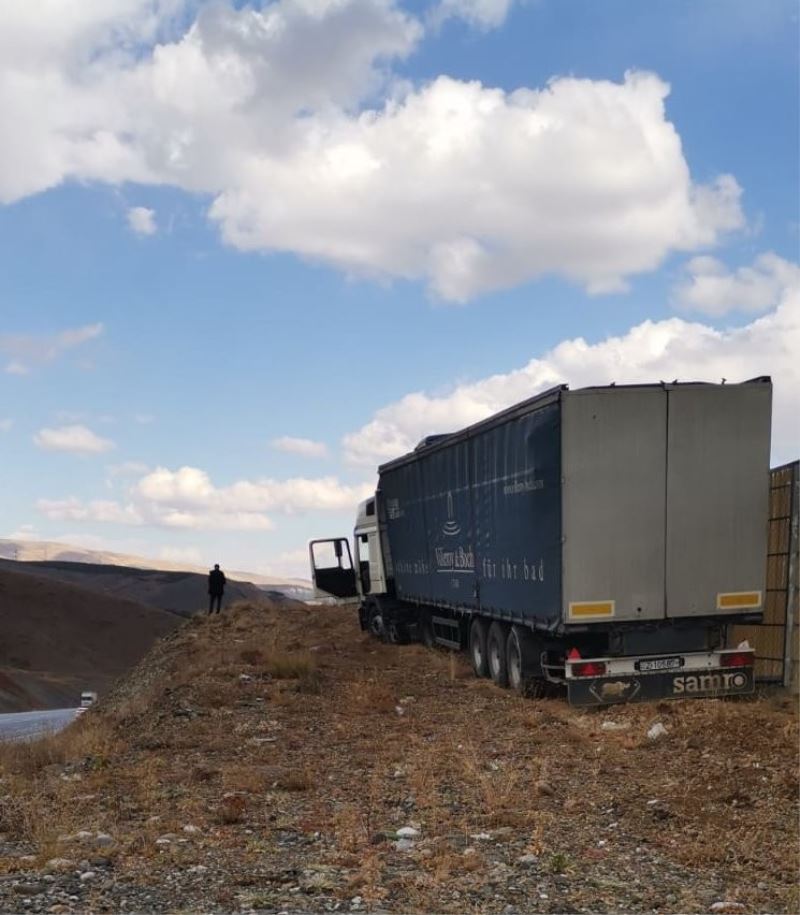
[442, 492, 461, 536]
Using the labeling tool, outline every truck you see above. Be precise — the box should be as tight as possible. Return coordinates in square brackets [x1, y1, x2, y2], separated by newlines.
[310, 378, 772, 706]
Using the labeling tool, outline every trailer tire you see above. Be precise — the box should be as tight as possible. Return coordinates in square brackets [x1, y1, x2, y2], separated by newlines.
[469, 618, 489, 678]
[487, 622, 509, 688]
[507, 625, 538, 694]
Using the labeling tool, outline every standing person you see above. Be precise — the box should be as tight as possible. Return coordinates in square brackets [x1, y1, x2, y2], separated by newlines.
[208, 563, 226, 614]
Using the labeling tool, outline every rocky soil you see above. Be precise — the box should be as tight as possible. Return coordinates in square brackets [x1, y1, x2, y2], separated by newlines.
[0, 600, 797, 914]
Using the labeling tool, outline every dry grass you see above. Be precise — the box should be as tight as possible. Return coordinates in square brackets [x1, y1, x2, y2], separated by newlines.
[0, 600, 796, 914]
[0, 715, 116, 777]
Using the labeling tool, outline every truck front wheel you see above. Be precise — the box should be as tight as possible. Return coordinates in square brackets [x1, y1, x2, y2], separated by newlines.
[469, 618, 489, 678]
[487, 622, 509, 688]
[365, 599, 385, 641]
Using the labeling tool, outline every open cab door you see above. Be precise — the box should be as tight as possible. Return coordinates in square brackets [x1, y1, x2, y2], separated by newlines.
[309, 538, 359, 600]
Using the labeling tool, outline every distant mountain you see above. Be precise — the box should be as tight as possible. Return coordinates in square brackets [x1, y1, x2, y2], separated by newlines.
[0, 564, 180, 712]
[0, 538, 312, 596]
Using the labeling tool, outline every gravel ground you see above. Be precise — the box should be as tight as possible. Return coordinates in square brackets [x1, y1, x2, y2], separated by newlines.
[0, 600, 797, 914]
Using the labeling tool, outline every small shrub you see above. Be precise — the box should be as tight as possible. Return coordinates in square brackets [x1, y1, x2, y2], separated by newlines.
[216, 794, 247, 824]
[276, 769, 314, 792]
[264, 651, 316, 680]
[546, 852, 570, 874]
[295, 668, 323, 695]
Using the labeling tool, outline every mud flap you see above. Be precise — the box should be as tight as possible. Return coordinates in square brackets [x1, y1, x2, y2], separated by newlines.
[567, 667, 755, 707]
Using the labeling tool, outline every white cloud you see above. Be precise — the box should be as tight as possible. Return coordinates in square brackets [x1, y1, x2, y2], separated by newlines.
[136, 466, 372, 513]
[272, 435, 328, 458]
[37, 465, 372, 533]
[127, 205, 157, 235]
[34, 424, 115, 454]
[343, 290, 800, 467]
[38, 497, 143, 525]
[0, 323, 103, 374]
[0, 2, 743, 300]
[433, 0, 515, 30]
[209, 71, 743, 300]
[0, 418, 12, 432]
[673, 252, 800, 317]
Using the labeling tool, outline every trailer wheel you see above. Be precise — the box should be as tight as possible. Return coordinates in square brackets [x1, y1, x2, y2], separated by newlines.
[469, 618, 489, 677]
[487, 622, 509, 688]
[507, 625, 537, 694]
[420, 613, 436, 649]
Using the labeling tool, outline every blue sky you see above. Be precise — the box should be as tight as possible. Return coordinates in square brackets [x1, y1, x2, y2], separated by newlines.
[0, 0, 797, 579]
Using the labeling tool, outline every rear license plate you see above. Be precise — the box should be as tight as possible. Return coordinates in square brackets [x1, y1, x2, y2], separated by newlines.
[636, 656, 683, 672]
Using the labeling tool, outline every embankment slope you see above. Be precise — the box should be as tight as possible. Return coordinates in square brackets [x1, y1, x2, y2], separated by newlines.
[0, 565, 180, 711]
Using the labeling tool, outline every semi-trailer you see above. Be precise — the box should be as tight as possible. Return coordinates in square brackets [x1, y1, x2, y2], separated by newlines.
[310, 378, 772, 705]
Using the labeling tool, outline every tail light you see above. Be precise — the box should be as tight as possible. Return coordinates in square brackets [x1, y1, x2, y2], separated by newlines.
[570, 660, 607, 677]
[722, 651, 754, 668]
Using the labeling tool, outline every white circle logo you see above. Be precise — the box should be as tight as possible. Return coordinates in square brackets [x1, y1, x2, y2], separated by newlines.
[731, 672, 746, 689]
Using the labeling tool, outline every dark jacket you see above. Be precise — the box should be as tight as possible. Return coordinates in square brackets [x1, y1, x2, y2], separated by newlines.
[208, 568, 226, 596]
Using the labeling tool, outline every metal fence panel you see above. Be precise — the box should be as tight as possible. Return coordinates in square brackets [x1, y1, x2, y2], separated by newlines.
[732, 460, 799, 686]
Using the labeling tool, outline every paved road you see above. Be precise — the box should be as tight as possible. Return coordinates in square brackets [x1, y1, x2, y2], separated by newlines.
[0, 708, 78, 742]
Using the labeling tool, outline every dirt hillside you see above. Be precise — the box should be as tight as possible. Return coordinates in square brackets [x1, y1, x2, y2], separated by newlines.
[0, 599, 797, 914]
[0, 565, 180, 711]
[0, 559, 268, 618]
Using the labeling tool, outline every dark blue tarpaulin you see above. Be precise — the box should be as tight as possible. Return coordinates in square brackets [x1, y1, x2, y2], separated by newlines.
[379, 393, 562, 626]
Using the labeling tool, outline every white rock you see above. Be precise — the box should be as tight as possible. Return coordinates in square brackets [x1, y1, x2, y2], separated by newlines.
[75, 831, 93, 842]
[463, 847, 477, 857]
[183, 825, 201, 834]
[155, 837, 172, 846]
[79, 872, 96, 882]
[710, 903, 745, 913]
[647, 722, 668, 741]
[94, 833, 114, 847]
[601, 720, 628, 731]
[394, 838, 415, 852]
[45, 858, 74, 872]
[470, 832, 492, 841]
[396, 826, 420, 838]
[517, 854, 538, 865]
[395, 705, 405, 716]
[351, 896, 363, 907]
[188, 865, 208, 874]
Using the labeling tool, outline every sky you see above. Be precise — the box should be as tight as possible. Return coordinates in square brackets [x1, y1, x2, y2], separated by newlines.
[0, 0, 798, 580]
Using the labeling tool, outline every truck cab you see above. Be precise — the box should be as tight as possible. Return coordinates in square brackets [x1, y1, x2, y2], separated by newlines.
[309, 496, 385, 601]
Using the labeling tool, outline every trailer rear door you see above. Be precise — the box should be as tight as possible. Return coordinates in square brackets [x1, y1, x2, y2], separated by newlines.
[562, 387, 667, 623]
[665, 381, 771, 618]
